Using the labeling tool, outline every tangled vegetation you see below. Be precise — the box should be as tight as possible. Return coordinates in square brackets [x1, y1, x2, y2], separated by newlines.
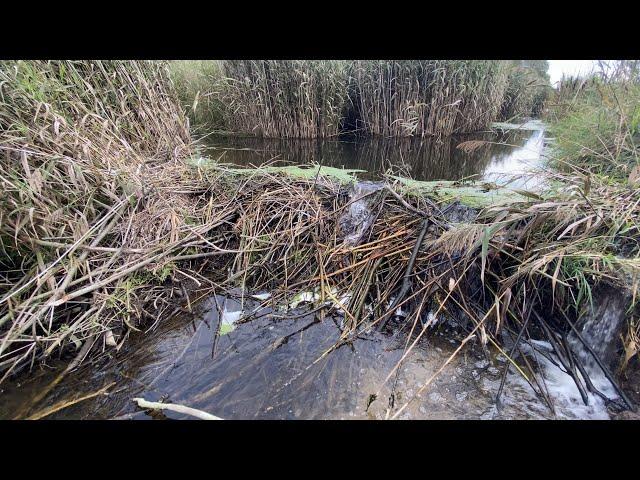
[1, 60, 639, 416]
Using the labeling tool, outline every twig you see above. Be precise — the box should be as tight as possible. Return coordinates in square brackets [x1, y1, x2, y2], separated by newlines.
[132, 397, 222, 420]
[379, 218, 430, 330]
[26, 382, 115, 420]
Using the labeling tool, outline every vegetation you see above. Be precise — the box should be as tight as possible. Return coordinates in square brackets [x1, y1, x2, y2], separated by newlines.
[220, 60, 351, 138]
[547, 61, 640, 181]
[545, 60, 640, 377]
[2, 59, 639, 417]
[500, 60, 552, 120]
[170, 60, 550, 138]
[0, 60, 193, 378]
[346, 60, 509, 137]
[169, 60, 226, 132]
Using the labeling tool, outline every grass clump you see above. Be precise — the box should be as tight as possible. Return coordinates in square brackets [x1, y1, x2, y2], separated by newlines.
[169, 60, 227, 132]
[547, 61, 640, 180]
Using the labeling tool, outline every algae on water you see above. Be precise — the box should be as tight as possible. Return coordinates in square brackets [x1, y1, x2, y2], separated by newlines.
[188, 159, 363, 184]
[389, 176, 531, 208]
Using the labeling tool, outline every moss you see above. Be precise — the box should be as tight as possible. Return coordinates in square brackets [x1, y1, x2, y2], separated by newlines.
[491, 120, 545, 131]
[191, 160, 363, 185]
[389, 176, 532, 208]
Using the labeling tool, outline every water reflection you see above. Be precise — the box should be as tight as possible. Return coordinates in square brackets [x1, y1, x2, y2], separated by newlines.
[198, 128, 546, 184]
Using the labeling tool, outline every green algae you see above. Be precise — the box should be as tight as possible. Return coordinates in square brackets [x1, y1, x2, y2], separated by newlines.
[389, 176, 532, 208]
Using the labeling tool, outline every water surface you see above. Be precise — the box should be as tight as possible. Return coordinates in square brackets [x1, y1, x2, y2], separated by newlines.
[198, 123, 546, 188]
[0, 291, 615, 420]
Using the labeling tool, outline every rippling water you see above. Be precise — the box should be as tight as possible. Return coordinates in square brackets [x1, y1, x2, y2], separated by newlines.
[0, 290, 618, 420]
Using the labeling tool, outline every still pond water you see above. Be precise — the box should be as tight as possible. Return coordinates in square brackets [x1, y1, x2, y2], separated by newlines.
[198, 121, 547, 188]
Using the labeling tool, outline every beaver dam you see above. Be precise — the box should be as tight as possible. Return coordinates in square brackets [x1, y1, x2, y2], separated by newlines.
[1, 60, 639, 420]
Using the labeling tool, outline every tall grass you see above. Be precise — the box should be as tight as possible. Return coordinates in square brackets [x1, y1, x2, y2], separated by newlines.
[213, 60, 548, 139]
[0, 60, 193, 377]
[220, 60, 351, 138]
[169, 60, 227, 132]
[547, 61, 640, 180]
[348, 60, 510, 137]
[500, 64, 551, 120]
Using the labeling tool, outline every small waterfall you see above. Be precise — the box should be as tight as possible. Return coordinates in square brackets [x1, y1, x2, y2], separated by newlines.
[339, 181, 384, 246]
[568, 287, 629, 373]
[515, 286, 630, 418]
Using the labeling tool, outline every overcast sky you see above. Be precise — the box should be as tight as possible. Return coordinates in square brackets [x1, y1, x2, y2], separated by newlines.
[547, 60, 600, 85]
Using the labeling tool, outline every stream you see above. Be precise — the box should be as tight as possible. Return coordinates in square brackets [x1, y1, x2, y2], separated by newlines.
[0, 121, 629, 420]
[0, 291, 620, 420]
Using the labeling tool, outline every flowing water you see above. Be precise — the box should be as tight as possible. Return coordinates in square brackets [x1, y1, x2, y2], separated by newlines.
[0, 121, 631, 420]
[0, 291, 624, 420]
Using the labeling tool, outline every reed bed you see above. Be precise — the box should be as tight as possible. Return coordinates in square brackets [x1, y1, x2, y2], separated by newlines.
[169, 60, 227, 131]
[220, 60, 350, 138]
[214, 60, 547, 139]
[344, 60, 510, 138]
[500, 65, 550, 120]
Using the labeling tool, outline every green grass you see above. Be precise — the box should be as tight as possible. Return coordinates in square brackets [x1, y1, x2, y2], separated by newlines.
[169, 60, 227, 131]
[547, 67, 640, 180]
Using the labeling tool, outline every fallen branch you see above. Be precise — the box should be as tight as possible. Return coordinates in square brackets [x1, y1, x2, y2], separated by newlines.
[132, 397, 223, 420]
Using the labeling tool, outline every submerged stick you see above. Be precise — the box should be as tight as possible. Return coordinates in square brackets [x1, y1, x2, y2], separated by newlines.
[26, 382, 115, 420]
[379, 218, 430, 330]
[132, 397, 222, 420]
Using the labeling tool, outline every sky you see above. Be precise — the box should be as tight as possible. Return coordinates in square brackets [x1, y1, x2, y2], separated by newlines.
[547, 60, 600, 85]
